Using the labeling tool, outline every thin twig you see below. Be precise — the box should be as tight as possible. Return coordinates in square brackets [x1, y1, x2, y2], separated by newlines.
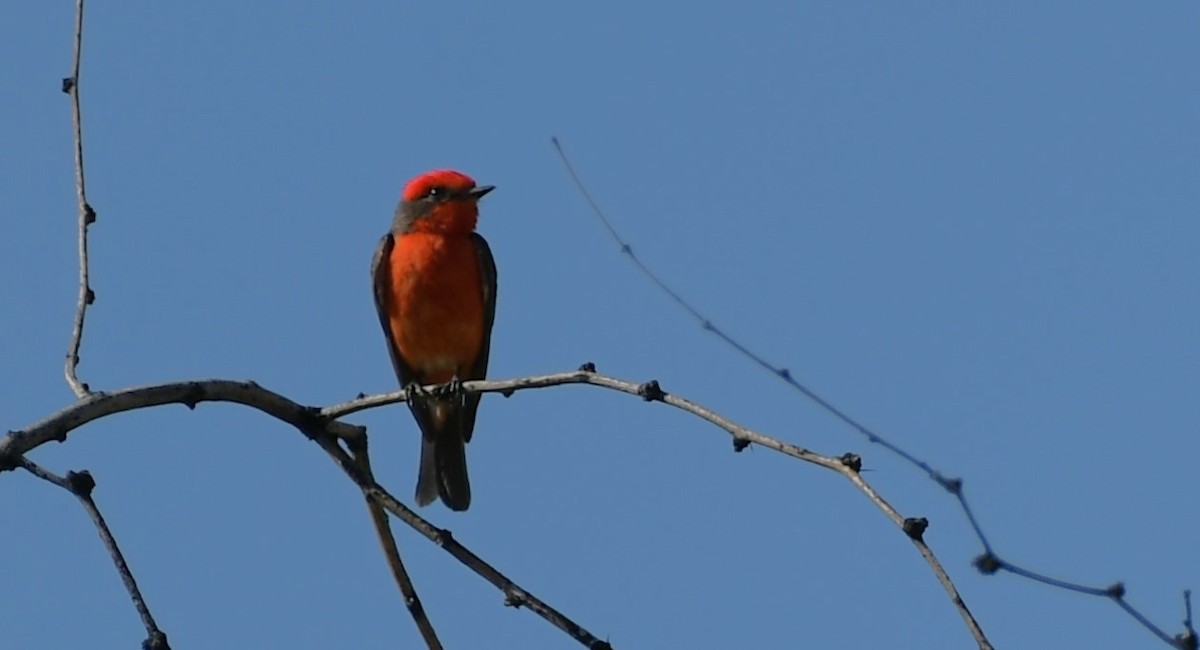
[549, 137, 930, 466]
[349, 436, 443, 649]
[1111, 596, 1181, 648]
[17, 457, 170, 650]
[1179, 590, 1196, 650]
[549, 137, 1192, 648]
[63, 0, 94, 398]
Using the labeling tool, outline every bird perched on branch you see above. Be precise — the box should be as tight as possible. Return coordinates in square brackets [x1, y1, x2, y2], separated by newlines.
[371, 169, 498, 511]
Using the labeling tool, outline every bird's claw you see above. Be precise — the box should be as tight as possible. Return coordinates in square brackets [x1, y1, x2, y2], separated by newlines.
[435, 375, 465, 401]
[404, 382, 430, 404]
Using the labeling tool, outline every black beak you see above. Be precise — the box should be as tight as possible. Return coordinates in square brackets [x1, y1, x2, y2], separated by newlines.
[469, 185, 495, 200]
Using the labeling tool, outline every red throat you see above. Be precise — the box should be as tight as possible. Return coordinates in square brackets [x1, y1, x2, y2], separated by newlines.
[409, 203, 479, 235]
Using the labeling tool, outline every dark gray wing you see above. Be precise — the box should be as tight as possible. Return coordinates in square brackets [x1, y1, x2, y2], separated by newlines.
[459, 232, 498, 442]
[371, 232, 421, 390]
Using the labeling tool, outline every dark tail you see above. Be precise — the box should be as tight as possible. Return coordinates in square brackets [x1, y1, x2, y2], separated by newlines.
[413, 401, 472, 511]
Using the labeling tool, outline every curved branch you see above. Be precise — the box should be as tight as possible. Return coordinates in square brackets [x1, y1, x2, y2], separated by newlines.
[550, 137, 1195, 648]
[4, 368, 990, 648]
[332, 371, 991, 646]
[2, 376, 609, 649]
[3, 380, 362, 459]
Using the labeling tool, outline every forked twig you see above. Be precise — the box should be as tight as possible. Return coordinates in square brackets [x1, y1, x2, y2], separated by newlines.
[306, 424, 613, 650]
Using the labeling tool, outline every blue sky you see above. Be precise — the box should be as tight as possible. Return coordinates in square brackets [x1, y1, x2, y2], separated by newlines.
[3, 2, 1198, 648]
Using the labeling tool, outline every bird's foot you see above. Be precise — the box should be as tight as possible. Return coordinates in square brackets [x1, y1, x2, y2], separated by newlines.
[404, 382, 431, 405]
[434, 375, 466, 402]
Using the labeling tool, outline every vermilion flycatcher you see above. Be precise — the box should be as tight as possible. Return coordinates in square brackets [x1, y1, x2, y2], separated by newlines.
[371, 169, 497, 511]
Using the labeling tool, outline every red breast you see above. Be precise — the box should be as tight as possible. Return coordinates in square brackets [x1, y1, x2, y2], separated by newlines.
[386, 233, 485, 383]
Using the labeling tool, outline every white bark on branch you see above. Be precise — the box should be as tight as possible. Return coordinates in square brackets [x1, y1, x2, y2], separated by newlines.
[63, 0, 95, 398]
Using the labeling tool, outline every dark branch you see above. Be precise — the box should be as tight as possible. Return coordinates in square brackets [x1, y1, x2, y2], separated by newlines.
[349, 436, 443, 649]
[1179, 590, 1196, 650]
[18, 457, 171, 649]
[303, 425, 611, 648]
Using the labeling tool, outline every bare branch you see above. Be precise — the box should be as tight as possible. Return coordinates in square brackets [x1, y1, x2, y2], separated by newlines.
[312, 433, 614, 650]
[350, 437, 443, 649]
[342, 371, 994, 646]
[3, 379, 363, 460]
[2, 375, 609, 649]
[18, 458, 171, 650]
[4, 369, 988, 648]
[550, 137, 1192, 648]
[62, 0, 95, 398]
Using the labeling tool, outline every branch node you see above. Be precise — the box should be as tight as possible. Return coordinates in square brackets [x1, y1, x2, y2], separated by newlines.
[84, 202, 96, 224]
[636, 380, 665, 402]
[732, 436, 751, 452]
[434, 527, 454, 547]
[296, 406, 326, 439]
[404, 594, 424, 613]
[503, 588, 526, 608]
[142, 631, 171, 650]
[973, 552, 1002, 575]
[578, 361, 596, 373]
[355, 391, 366, 399]
[84, 287, 95, 304]
[180, 383, 205, 410]
[778, 367, 791, 380]
[839, 452, 862, 473]
[902, 517, 928, 541]
[0, 450, 17, 473]
[941, 476, 963, 494]
[500, 387, 516, 398]
[66, 470, 96, 497]
[1106, 582, 1126, 599]
[61, 77, 75, 93]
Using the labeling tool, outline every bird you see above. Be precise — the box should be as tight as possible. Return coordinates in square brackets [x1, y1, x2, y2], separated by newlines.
[370, 169, 497, 511]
